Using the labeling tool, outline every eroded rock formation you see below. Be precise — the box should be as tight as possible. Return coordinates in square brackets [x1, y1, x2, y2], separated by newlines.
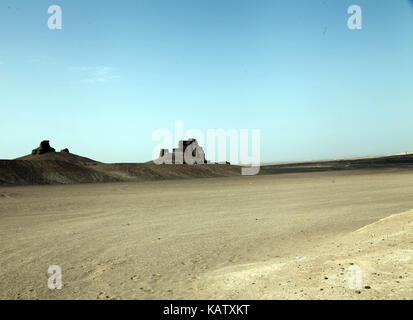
[156, 138, 207, 165]
[32, 140, 56, 155]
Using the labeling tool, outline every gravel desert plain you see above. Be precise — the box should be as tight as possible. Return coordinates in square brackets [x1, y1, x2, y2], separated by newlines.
[1, 150, 413, 300]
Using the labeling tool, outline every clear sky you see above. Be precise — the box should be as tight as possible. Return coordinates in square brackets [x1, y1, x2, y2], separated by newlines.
[1, 0, 412, 163]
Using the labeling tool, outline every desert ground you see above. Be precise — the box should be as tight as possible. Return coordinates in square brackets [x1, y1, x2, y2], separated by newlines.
[1, 168, 413, 299]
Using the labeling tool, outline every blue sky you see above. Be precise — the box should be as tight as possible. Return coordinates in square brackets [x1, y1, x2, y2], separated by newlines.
[1, 0, 412, 163]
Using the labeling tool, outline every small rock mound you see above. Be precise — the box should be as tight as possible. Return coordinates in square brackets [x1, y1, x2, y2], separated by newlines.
[32, 140, 56, 155]
[60, 148, 70, 153]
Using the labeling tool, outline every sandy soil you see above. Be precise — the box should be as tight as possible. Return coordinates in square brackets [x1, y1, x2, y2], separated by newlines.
[1, 169, 412, 299]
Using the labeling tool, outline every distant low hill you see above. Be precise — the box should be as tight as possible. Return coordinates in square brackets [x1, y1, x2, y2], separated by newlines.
[260, 153, 413, 174]
[0, 151, 241, 186]
[0, 158, 118, 185]
[16, 150, 101, 166]
[2, 144, 413, 186]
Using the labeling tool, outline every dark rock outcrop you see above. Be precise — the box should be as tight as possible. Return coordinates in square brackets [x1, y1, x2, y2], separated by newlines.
[60, 148, 69, 153]
[32, 140, 56, 155]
